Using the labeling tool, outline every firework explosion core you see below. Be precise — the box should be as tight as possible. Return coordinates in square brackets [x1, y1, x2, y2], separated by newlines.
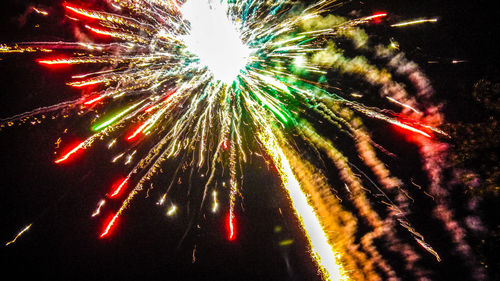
[181, 1, 251, 82]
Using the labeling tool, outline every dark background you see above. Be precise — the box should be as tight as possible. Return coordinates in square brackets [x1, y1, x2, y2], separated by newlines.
[0, 1, 498, 280]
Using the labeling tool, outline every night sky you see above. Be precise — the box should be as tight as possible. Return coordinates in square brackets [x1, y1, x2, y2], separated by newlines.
[0, 1, 498, 280]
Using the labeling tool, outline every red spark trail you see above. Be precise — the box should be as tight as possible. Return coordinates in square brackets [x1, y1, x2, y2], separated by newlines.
[54, 141, 85, 163]
[100, 213, 119, 238]
[226, 212, 236, 241]
[109, 178, 129, 198]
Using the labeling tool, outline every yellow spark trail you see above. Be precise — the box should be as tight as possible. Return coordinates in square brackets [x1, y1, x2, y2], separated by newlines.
[256, 123, 348, 281]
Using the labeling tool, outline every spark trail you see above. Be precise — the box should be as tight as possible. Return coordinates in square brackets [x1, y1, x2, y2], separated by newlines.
[0, 1, 484, 280]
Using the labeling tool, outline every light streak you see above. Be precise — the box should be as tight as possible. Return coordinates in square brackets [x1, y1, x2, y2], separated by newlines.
[84, 25, 113, 38]
[126, 122, 148, 140]
[92, 200, 106, 217]
[5, 224, 32, 246]
[32, 7, 49, 16]
[112, 152, 125, 163]
[157, 194, 166, 205]
[255, 117, 347, 281]
[37, 58, 72, 65]
[167, 205, 177, 216]
[124, 150, 136, 165]
[68, 79, 105, 88]
[54, 141, 85, 163]
[391, 18, 438, 27]
[367, 12, 388, 20]
[211, 190, 219, 213]
[279, 239, 294, 247]
[100, 213, 119, 238]
[92, 101, 143, 131]
[386, 96, 421, 114]
[84, 95, 105, 106]
[226, 212, 236, 241]
[393, 120, 432, 138]
[109, 178, 129, 198]
[107, 139, 117, 149]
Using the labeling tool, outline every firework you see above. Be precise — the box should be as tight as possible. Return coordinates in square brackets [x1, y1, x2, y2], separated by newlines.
[0, 1, 484, 280]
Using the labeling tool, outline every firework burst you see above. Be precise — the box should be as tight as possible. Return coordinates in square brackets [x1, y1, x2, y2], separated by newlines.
[0, 1, 484, 280]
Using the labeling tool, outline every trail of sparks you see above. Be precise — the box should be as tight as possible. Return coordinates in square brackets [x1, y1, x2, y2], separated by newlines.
[391, 18, 439, 27]
[5, 224, 32, 246]
[255, 119, 346, 281]
[100, 213, 119, 238]
[211, 190, 219, 213]
[109, 178, 129, 198]
[1, 0, 483, 280]
[167, 204, 177, 216]
[226, 212, 236, 241]
[92, 200, 106, 217]
[54, 140, 86, 163]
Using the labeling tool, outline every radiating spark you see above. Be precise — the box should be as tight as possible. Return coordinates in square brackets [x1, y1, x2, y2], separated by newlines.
[391, 18, 438, 27]
[256, 120, 347, 281]
[84, 95, 105, 106]
[211, 190, 219, 213]
[124, 150, 136, 165]
[279, 239, 294, 247]
[166, 205, 177, 217]
[107, 139, 116, 149]
[226, 212, 236, 241]
[367, 12, 388, 20]
[92, 200, 106, 217]
[157, 194, 166, 206]
[126, 122, 148, 140]
[54, 141, 85, 163]
[5, 224, 32, 246]
[92, 101, 143, 131]
[111, 152, 125, 163]
[393, 120, 432, 138]
[386, 96, 421, 114]
[100, 213, 119, 238]
[38, 58, 83, 65]
[32, 7, 49, 16]
[109, 178, 129, 198]
[415, 237, 441, 262]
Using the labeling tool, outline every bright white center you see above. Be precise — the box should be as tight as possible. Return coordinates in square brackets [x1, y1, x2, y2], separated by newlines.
[181, 0, 251, 83]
